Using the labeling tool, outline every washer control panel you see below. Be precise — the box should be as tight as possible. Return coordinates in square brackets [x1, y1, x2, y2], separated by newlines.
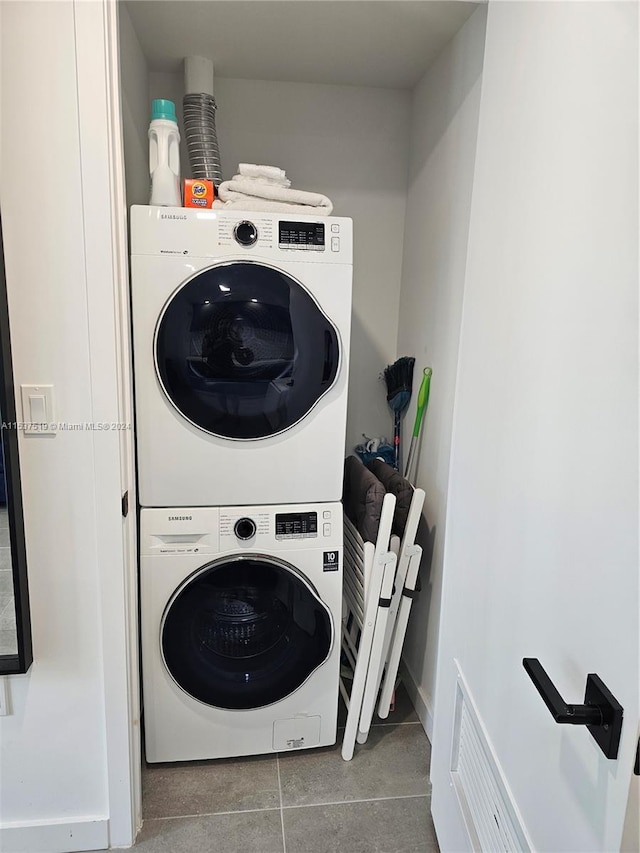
[275, 511, 318, 540]
[215, 505, 338, 549]
[141, 505, 341, 555]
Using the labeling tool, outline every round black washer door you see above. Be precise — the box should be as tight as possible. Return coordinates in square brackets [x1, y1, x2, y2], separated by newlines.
[161, 556, 333, 710]
[155, 262, 340, 439]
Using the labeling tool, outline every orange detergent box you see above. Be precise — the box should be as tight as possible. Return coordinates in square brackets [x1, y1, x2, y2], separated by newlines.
[183, 178, 215, 208]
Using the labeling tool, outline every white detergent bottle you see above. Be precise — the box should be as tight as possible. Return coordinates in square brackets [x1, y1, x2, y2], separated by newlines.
[148, 99, 181, 206]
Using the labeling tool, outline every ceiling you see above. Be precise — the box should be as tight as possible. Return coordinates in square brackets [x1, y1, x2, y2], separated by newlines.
[125, 1, 478, 90]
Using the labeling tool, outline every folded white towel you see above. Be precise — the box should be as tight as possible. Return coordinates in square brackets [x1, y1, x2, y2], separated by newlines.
[232, 173, 291, 189]
[217, 178, 333, 214]
[239, 163, 288, 184]
[213, 197, 332, 215]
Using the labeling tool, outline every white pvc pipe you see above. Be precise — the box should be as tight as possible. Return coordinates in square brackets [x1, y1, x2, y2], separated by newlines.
[184, 55, 214, 96]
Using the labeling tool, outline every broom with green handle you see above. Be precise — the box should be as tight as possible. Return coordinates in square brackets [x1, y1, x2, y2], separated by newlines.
[404, 367, 432, 480]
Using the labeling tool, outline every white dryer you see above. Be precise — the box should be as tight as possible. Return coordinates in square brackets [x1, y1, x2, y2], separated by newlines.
[140, 503, 343, 763]
[130, 206, 353, 508]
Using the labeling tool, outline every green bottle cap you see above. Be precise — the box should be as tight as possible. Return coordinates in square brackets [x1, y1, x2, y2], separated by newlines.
[151, 99, 177, 122]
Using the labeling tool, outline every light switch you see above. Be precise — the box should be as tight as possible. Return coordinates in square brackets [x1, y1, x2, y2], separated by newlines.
[30, 395, 46, 422]
[20, 384, 56, 434]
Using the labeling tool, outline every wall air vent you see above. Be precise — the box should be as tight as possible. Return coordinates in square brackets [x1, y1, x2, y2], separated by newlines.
[451, 665, 531, 853]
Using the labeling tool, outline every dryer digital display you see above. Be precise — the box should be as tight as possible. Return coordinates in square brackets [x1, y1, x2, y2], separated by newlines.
[275, 512, 318, 539]
[278, 221, 325, 250]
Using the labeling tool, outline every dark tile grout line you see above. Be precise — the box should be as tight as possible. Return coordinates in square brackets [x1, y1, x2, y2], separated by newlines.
[147, 806, 281, 822]
[276, 753, 287, 853]
[144, 792, 431, 823]
[281, 793, 430, 811]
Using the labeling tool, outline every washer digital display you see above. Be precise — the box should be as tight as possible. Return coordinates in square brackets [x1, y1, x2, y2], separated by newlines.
[275, 512, 318, 539]
[279, 221, 325, 250]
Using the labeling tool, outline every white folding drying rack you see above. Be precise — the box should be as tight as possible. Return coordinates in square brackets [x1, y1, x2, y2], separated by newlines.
[340, 492, 396, 761]
[374, 486, 425, 722]
[340, 484, 426, 760]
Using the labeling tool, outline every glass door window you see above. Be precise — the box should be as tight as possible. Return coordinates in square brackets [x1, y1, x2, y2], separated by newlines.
[155, 262, 340, 439]
[161, 556, 332, 710]
[0, 215, 31, 674]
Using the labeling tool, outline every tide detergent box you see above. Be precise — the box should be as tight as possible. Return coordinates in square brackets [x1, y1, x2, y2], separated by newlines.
[184, 178, 215, 208]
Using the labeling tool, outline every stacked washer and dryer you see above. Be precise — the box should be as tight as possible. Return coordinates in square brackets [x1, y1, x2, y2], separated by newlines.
[131, 206, 353, 762]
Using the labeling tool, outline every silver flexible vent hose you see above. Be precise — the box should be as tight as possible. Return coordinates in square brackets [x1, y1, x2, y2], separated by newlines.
[182, 93, 223, 187]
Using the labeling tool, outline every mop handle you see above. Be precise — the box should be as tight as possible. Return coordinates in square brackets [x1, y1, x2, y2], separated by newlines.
[393, 410, 401, 471]
[404, 368, 432, 479]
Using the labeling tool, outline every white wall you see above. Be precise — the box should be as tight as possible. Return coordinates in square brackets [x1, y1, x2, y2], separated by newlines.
[119, 3, 150, 209]
[0, 2, 136, 850]
[149, 71, 411, 452]
[396, 7, 487, 736]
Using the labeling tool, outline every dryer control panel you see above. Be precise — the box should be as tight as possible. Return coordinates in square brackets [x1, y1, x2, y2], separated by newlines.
[278, 221, 325, 251]
[130, 206, 353, 264]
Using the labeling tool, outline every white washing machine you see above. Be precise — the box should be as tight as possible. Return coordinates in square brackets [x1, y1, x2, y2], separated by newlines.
[140, 503, 343, 763]
[131, 206, 353, 508]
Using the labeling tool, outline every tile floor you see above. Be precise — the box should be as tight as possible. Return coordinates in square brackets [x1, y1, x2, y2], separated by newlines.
[91, 685, 439, 852]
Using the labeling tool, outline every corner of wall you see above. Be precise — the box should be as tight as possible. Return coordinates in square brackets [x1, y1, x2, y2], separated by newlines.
[396, 6, 487, 734]
[401, 662, 434, 743]
[118, 2, 150, 208]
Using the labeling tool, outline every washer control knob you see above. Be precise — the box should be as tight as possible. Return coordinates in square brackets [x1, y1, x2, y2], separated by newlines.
[234, 220, 258, 247]
[234, 517, 256, 540]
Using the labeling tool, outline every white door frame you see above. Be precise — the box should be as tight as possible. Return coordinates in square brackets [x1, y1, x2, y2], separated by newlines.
[75, 0, 141, 845]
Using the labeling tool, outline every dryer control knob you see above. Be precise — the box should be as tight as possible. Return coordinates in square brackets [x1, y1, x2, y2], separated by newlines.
[234, 220, 258, 247]
[234, 517, 256, 540]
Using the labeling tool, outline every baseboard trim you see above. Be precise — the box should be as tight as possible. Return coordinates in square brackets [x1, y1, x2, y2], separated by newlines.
[401, 660, 434, 743]
[0, 816, 109, 853]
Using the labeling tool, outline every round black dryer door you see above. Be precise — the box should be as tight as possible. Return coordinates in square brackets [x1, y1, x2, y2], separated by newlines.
[155, 261, 340, 439]
[161, 556, 333, 710]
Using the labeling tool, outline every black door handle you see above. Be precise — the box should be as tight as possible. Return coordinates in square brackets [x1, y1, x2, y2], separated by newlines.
[523, 658, 603, 725]
[523, 658, 623, 759]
